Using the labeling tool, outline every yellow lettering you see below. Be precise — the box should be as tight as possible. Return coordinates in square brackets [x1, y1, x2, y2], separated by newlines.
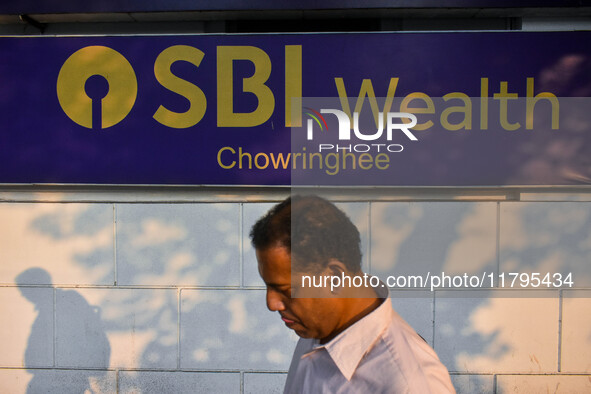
[526, 77, 559, 130]
[480, 78, 488, 130]
[325, 153, 339, 175]
[342, 151, 356, 170]
[238, 147, 252, 169]
[358, 153, 373, 170]
[494, 81, 520, 131]
[285, 45, 302, 127]
[441, 92, 472, 131]
[335, 77, 399, 128]
[217, 147, 236, 169]
[400, 92, 434, 130]
[153, 45, 207, 129]
[254, 152, 269, 169]
[375, 153, 390, 170]
[270, 152, 291, 169]
[217, 46, 275, 127]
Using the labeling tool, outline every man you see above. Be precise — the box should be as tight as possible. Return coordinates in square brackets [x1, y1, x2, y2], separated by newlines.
[250, 195, 455, 393]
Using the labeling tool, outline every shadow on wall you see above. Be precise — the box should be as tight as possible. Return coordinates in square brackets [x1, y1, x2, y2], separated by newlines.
[371, 202, 498, 383]
[112, 204, 296, 375]
[371, 201, 591, 383]
[16, 268, 111, 394]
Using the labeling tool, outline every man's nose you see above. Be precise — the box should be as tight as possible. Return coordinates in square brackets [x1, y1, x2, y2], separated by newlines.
[266, 289, 286, 312]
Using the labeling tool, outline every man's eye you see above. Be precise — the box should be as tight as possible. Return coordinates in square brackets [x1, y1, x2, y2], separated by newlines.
[270, 286, 291, 297]
[274, 286, 291, 297]
[280, 287, 291, 297]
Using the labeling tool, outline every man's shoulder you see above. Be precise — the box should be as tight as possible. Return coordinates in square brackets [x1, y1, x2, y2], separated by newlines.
[366, 308, 456, 393]
[376, 308, 439, 363]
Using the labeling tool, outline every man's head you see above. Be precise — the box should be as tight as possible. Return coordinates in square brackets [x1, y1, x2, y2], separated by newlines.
[250, 195, 365, 342]
[250, 195, 362, 273]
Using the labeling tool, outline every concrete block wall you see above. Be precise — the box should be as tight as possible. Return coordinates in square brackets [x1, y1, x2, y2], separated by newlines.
[0, 189, 590, 393]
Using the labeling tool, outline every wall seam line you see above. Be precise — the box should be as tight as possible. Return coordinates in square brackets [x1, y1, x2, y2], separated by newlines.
[432, 291, 436, 349]
[178, 287, 182, 370]
[558, 289, 563, 373]
[113, 204, 118, 286]
[53, 286, 57, 367]
[240, 202, 244, 288]
[493, 374, 497, 394]
[496, 201, 501, 282]
[240, 370, 245, 394]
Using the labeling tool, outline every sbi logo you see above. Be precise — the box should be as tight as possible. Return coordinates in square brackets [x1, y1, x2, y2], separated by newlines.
[57, 46, 138, 129]
[56, 44, 303, 130]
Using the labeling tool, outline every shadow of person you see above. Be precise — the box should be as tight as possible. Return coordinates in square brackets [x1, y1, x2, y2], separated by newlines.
[16, 268, 111, 394]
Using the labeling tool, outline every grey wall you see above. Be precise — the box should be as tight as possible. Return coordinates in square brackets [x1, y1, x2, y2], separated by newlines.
[0, 188, 590, 393]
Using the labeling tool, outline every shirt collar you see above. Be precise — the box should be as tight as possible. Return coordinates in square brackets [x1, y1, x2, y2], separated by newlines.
[309, 291, 392, 381]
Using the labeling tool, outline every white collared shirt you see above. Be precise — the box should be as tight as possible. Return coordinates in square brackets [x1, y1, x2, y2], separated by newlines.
[283, 297, 455, 393]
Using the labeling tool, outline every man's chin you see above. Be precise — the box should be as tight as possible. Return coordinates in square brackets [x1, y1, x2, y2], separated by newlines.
[284, 322, 320, 340]
[290, 326, 310, 338]
[292, 327, 317, 339]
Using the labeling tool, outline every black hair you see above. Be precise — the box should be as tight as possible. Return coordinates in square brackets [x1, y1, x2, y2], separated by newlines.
[249, 195, 362, 272]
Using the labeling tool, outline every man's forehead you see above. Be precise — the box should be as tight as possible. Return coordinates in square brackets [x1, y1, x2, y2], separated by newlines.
[257, 246, 292, 272]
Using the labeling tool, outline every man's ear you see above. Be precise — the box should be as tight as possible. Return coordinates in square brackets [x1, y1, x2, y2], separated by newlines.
[327, 259, 346, 276]
[327, 259, 347, 295]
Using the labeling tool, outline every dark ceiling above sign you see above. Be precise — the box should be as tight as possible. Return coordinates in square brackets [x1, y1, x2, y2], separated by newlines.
[2, 0, 591, 15]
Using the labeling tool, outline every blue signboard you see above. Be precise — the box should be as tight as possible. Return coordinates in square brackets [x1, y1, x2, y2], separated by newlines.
[0, 32, 590, 186]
